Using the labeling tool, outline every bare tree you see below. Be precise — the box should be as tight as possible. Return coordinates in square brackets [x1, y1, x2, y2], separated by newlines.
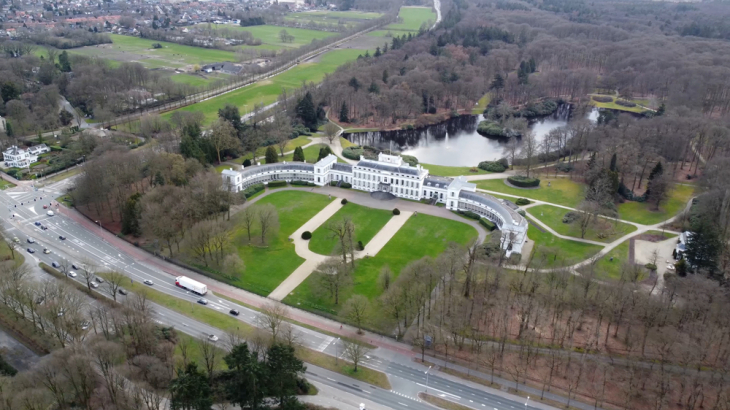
[341, 295, 370, 334]
[0, 226, 17, 261]
[239, 206, 258, 242]
[327, 217, 355, 265]
[104, 271, 126, 302]
[342, 341, 368, 372]
[257, 204, 279, 245]
[323, 122, 339, 145]
[199, 337, 221, 383]
[79, 260, 97, 292]
[520, 130, 538, 178]
[313, 258, 352, 305]
[257, 302, 288, 342]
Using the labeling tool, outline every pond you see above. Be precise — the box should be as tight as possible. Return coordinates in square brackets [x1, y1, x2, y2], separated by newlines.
[344, 105, 599, 167]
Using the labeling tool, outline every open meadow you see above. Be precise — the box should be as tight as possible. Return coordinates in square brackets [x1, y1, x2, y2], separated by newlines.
[284, 10, 383, 29]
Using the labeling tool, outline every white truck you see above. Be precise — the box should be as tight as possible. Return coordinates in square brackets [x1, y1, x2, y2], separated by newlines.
[175, 276, 208, 295]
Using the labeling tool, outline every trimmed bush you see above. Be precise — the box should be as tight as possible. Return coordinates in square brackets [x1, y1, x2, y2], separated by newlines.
[267, 180, 287, 188]
[556, 162, 574, 173]
[517, 209, 526, 217]
[478, 161, 506, 173]
[507, 175, 540, 188]
[400, 155, 419, 166]
[479, 218, 496, 231]
[340, 182, 352, 189]
[341, 198, 348, 205]
[615, 99, 637, 107]
[458, 210, 481, 220]
[243, 159, 252, 167]
[562, 211, 580, 224]
[301, 231, 312, 240]
[357, 240, 364, 251]
[497, 157, 509, 169]
[291, 180, 315, 186]
[515, 198, 531, 206]
[592, 95, 613, 103]
[342, 146, 365, 160]
[476, 120, 506, 137]
[243, 183, 265, 198]
[645, 263, 657, 271]
[392, 208, 400, 215]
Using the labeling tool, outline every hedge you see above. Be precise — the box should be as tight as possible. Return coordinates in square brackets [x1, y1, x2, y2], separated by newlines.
[340, 182, 352, 189]
[267, 180, 288, 188]
[457, 210, 481, 220]
[342, 146, 365, 160]
[515, 198, 531, 206]
[479, 218, 496, 231]
[507, 175, 540, 188]
[478, 161, 506, 173]
[243, 183, 265, 198]
[301, 231, 312, 240]
[592, 95, 613, 103]
[615, 99, 637, 107]
[291, 180, 315, 186]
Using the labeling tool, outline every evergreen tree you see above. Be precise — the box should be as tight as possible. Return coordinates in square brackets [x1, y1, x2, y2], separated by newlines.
[266, 344, 306, 407]
[58, 50, 71, 72]
[609, 153, 617, 172]
[265, 145, 278, 164]
[348, 77, 360, 92]
[5, 121, 12, 137]
[383, 42, 388, 53]
[318, 145, 333, 161]
[374, 46, 381, 57]
[368, 82, 380, 94]
[518, 69, 529, 85]
[37, 131, 44, 144]
[339, 102, 349, 123]
[223, 343, 267, 410]
[685, 218, 721, 275]
[382, 69, 388, 83]
[491, 73, 504, 89]
[648, 161, 663, 181]
[292, 146, 305, 162]
[169, 363, 212, 410]
[295, 92, 317, 131]
[657, 103, 666, 116]
[529, 57, 536, 73]
[121, 193, 142, 236]
[218, 104, 245, 135]
[153, 171, 165, 186]
[364, 50, 370, 58]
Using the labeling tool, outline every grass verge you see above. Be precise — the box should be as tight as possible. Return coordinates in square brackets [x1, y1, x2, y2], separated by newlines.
[419, 393, 474, 410]
[297, 348, 391, 389]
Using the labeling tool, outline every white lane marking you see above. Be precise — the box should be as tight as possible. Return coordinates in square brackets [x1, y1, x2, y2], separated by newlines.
[398, 403, 408, 407]
[416, 383, 461, 399]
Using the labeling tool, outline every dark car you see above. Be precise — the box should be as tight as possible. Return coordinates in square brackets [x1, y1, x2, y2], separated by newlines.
[118, 289, 128, 296]
[229, 309, 240, 316]
[26, 248, 35, 254]
[52, 261, 60, 268]
[59, 236, 66, 240]
[40, 225, 48, 230]
[95, 277, 104, 284]
[197, 298, 209, 305]
[34, 221, 41, 226]
[72, 263, 79, 270]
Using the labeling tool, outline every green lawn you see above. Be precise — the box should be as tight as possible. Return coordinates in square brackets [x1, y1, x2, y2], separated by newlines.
[529, 204, 637, 243]
[169, 73, 215, 87]
[308, 202, 392, 255]
[589, 95, 651, 114]
[476, 178, 586, 208]
[163, 48, 364, 124]
[526, 220, 603, 268]
[218, 25, 337, 49]
[229, 191, 333, 296]
[102, 34, 236, 66]
[421, 163, 489, 177]
[585, 239, 644, 281]
[472, 93, 492, 114]
[0, 179, 16, 190]
[340, 136, 355, 149]
[617, 184, 694, 225]
[285, 11, 383, 29]
[386, 7, 436, 31]
[284, 214, 477, 318]
[279, 143, 345, 163]
[176, 333, 229, 371]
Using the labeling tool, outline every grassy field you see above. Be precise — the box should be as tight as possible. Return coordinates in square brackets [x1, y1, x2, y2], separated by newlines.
[297, 348, 391, 389]
[476, 178, 586, 208]
[285, 214, 477, 318]
[589, 95, 651, 114]
[617, 184, 694, 225]
[229, 191, 333, 296]
[308, 202, 392, 255]
[421, 163, 489, 177]
[285, 10, 383, 29]
[176, 333, 229, 371]
[386, 7, 436, 31]
[227, 136, 312, 165]
[526, 220, 603, 268]
[226, 25, 337, 49]
[472, 93, 492, 114]
[0, 179, 16, 190]
[169, 73, 216, 87]
[339, 136, 355, 149]
[585, 239, 637, 281]
[277, 143, 345, 163]
[529, 204, 637, 243]
[163, 48, 364, 124]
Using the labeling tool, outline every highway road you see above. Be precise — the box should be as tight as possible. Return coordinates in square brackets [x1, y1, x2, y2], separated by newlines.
[0, 180, 556, 410]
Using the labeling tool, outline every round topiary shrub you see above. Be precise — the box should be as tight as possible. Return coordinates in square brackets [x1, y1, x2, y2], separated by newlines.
[562, 211, 580, 224]
[243, 159, 252, 167]
[393, 208, 400, 215]
[301, 231, 312, 240]
[341, 198, 348, 205]
[357, 240, 364, 251]
[515, 198, 531, 206]
[507, 175, 540, 188]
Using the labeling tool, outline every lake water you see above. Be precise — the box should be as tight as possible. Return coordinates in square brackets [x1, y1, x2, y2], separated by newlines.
[344, 106, 599, 167]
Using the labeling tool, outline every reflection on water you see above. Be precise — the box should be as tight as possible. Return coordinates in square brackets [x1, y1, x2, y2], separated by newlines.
[344, 106, 599, 167]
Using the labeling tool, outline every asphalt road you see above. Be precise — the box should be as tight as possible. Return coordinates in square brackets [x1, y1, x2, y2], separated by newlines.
[0, 181, 553, 410]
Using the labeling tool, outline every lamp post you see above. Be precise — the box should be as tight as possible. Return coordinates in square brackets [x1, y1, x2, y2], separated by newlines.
[525, 396, 530, 408]
[95, 220, 102, 235]
[335, 337, 340, 366]
[425, 365, 432, 393]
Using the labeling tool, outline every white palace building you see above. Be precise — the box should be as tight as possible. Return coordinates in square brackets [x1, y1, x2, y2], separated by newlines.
[222, 153, 527, 255]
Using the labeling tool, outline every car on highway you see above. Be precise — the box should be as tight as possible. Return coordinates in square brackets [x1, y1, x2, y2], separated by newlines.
[229, 309, 240, 316]
[197, 298, 208, 305]
[68, 271, 77, 278]
[58, 235, 66, 240]
[72, 263, 80, 270]
[95, 277, 104, 284]
[118, 289, 128, 296]
[143, 280, 154, 286]
[208, 334, 219, 342]
[40, 225, 48, 231]
[46, 211, 54, 216]
[90, 282, 99, 289]
[34, 221, 41, 226]
[12, 237, 19, 243]
[26, 237, 35, 244]
[43, 248, 50, 254]
[52, 261, 60, 268]
[43, 205, 47, 209]
[26, 248, 35, 254]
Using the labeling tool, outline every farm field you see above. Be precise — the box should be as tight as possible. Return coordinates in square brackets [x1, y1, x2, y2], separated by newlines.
[284, 10, 383, 29]
[384, 7, 436, 32]
[217, 25, 337, 49]
[162, 48, 364, 124]
[308, 202, 393, 256]
[284, 213, 477, 321]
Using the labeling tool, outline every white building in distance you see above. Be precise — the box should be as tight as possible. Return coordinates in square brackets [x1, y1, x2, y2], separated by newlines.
[2, 145, 48, 168]
[222, 153, 527, 255]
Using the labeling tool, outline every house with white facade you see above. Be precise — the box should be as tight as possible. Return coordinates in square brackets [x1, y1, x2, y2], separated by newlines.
[27, 143, 50, 156]
[2, 145, 38, 168]
[221, 153, 528, 255]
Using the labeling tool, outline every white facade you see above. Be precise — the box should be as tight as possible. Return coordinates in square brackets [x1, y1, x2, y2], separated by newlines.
[2, 145, 38, 168]
[222, 153, 528, 255]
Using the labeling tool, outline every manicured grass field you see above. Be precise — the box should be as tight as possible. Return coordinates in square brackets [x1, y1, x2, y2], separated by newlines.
[421, 163, 488, 177]
[0, 179, 16, 190]
[340, 136, 355, 148]
[163, 48, 364, 124]
[589, 95, 651, 114]
[229, 191, 333, 295]
[529, 204, 637, 243]
[220, 25, 337, 49]
[285, 10, 383, 29]
[526, 220, 603, 268]
[617, 184, 694, 225]
[176, 334, 229, 371]
[284, 214, 477, 318]
[585, 239, 641, 281]
[169, 73, 215, 87]
[476, 178, 586, 208]
[279, 143, 345, 163]
[472, 93, 492, 114]
[386, 7, 436, 31]
[308, 202, 392, 255]
[104, 34, 236, 66]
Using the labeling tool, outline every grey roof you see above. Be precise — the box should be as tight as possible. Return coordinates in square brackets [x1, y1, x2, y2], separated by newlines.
[239, 162, 314, 178]
[332, 163, 352, 172]
[459, 191, 526, 227]
[424, 176, 452, 189]
[356, 159, 421, 176]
